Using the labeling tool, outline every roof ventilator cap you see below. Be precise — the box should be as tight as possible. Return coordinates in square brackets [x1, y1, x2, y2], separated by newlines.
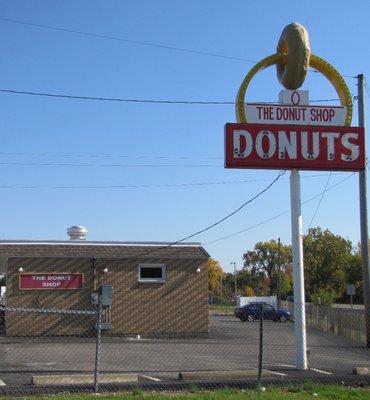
[67, 226, 88, 240]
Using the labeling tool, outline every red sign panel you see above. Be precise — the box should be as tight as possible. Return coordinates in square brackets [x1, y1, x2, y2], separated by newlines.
[225, 123, 365, 171]
[19, 273, 84, 290]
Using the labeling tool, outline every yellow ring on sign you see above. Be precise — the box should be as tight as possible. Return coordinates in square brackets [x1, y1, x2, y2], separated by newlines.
[236, 53, 352, 126]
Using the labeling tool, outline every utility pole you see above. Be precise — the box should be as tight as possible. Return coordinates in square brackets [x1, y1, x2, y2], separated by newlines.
[231, 262, 238, 302]
[277, 237, 282, 302]
[357, 74, 370, 347]
[220, 270, 223, 302]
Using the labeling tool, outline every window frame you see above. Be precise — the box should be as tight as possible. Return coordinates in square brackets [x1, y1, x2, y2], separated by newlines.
[138, 263, 166, 283]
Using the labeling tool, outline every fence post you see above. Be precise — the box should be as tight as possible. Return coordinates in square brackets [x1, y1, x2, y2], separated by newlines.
[94, 303, 103, 394]
[258, 303, 264, 387]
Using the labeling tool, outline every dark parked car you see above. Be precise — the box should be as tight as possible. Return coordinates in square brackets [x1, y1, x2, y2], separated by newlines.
[234, 303, 291, 322]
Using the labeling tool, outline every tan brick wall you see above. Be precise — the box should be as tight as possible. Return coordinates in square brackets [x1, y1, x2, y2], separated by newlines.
[4, 255, 209, 337]
[5, 257, 95, 336]
[99, 258, 209, 336]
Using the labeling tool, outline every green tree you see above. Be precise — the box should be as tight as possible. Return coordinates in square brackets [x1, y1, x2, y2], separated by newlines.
[303, 227, 356, 301]
[222, 272, 235, 300]
[243, 240, 292, 295]
[236, 268, 265, 297]
[311, 289, 336, 306]
[278, 267, 293, 299]
[343, 243, 363, 303]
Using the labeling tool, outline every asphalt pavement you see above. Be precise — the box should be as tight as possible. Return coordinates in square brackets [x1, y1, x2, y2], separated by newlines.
[0, 315, 369, 389]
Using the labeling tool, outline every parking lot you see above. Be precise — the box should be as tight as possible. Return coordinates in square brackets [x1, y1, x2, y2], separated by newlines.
[0, 314, 369, 388]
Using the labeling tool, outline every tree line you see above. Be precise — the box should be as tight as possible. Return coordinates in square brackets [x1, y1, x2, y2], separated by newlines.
[208, 227, 364, 305]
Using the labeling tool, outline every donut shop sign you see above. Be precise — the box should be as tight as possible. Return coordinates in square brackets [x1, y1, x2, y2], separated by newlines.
[225, 123, 364, 171]
[19, 273, 84, 290]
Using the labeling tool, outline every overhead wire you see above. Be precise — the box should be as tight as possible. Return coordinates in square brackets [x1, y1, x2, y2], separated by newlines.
[0, 161, 220, 168]
[305, 171, 332, 231]
[0, 151, 222, 160]
[310, 69, 357, 79]
[0, 16, 256, 63]
[204, 172, 356, 245]
[364, 76, 370, 98]
[0, 89, 234, 105]
[122, 170, 286, 260]
[1, 16, 360, 81]
[0, 173, 335, 190]
[0, 88, 352, 105]
[0, 160, 360, 172]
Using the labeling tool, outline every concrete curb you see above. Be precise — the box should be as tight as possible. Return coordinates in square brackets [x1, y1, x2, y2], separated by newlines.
[32, 373, 138, 385]
[138, 375, 162, 383]
[179, 369, 275, 381]
[353, 367, 370, 376]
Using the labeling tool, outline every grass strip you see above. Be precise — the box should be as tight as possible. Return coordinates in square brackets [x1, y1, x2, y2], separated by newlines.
[0, 383, 369, 400]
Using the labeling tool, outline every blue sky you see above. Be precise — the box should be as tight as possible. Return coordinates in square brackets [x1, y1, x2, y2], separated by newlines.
[0, 1, 369, 272]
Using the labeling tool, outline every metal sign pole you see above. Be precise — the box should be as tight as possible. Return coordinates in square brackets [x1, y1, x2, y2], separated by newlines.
[290, 169, 308, 369]
[357, 74, 370, 347]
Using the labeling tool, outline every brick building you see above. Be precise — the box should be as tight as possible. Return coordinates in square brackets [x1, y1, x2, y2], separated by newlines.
[0, 232, 209, 337]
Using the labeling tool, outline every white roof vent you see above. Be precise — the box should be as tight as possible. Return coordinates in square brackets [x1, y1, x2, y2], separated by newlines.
[67, 226, 88, 240]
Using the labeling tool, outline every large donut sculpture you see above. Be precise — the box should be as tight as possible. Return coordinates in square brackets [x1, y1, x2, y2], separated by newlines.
[235, 23, 352, 125]
[276, 22, 311, 90]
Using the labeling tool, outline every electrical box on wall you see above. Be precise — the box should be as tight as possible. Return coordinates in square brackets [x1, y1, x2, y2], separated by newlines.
[91, 292, 99, 305]
[100, 284, 112, 307]
[91, 284, 113, 330]
[91, 284, 112, 307]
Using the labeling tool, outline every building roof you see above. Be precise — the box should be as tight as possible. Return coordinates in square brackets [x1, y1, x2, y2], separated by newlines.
[0, 240, 210, 260]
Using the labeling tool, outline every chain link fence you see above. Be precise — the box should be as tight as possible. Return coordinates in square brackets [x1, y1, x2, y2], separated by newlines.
[0, 299, 369, 396]
[281, 301, 366, 343]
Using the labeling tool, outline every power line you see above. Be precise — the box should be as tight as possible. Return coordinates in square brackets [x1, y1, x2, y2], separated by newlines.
[204, 210, 290, 245]
[205, 172, 356, 245]
[0, 89, 234, 105]
[306, 171, 332, 231]
[0, 173, 335, 190]
[0, 161, 220, 168]
[0, 88, 350, 105]
[0, 16, 360, 81]
[0, 160, 358, 173]
[310, 68, 357, 79]
[364, 76, 370, 98]
[123, 170, 286, 260]
[0, 152, 361, 168]
[0, 179, 273, 190]
[0, 16, 255, 63]
[0, 151, 223, 160]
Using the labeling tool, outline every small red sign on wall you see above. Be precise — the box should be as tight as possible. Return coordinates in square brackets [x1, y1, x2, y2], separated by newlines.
[19, 273, 84, 290]
[225, 123, 365, 171]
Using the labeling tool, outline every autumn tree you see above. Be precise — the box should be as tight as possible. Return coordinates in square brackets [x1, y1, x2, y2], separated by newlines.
[243, 239, 292, 295]
[207, 258, 222, 297]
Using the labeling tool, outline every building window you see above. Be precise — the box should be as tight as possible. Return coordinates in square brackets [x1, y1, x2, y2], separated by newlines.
[138, 264, 166, 283]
